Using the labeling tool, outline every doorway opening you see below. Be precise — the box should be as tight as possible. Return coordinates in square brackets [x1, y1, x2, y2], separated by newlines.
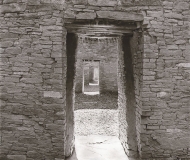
[65, 22, 142, 160]
[83, 60, 100, 95]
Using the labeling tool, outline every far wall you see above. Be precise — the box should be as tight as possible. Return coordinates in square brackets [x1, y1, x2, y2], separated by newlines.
[75, 37, 118, 93]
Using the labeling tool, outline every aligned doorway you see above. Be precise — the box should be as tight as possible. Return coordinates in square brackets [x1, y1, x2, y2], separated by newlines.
[65, 22, 143, 159]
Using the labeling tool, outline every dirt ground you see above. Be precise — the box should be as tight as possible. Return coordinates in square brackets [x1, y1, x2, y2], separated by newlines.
[74, 109, 119, 136]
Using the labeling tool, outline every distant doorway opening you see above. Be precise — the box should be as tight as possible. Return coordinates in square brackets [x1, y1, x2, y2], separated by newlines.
[83, 60, 100, 95]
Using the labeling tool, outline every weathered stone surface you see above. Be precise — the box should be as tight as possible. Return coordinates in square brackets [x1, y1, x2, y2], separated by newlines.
[64, 8, 76, 19]
[3, 0, 20, 4]
[7, 155, 26, 160]
[72, 0, 87, 5]
[177, 63, 190, 68]
[97, 11, 144, 21]
[88, 0, 117, 6]
[120, 0, 161, 6]
[5, 47, 21, 55]
[174, 2, 190, 10]
[0, 33, 18, 39]
[27, 0, 40, 5]
[0, 4, 26, 13]
[20, 77, 43, 83]
[0, 41, 13, 48]
[1, 1, 190, 160]
[157, 91, 168, 98]
[164, 12, 183, 19]
[44, 91, 62, 98]
[0, 48, 4, 53]
[76, 12, 96, 19]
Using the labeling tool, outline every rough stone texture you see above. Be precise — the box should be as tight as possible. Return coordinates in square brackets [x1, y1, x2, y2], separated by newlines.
[1, 0, 190, 160]
[75, 37, 118, 93]
[96, 11, 144, 21]
[118, 35, 140, 158]
[0, 1, 66, 160]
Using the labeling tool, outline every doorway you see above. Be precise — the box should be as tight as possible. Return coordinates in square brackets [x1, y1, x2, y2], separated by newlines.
[82, 59, 100, 95]
[65, 28, 142, 159]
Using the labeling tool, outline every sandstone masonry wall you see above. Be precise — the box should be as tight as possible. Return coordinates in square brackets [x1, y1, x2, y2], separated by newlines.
[140, 1, 190, 159]
[75, 37, 118, 93]
[0, 0, 190, 160]
[0, 1, 66, 160]
[65, 0, 190, 159]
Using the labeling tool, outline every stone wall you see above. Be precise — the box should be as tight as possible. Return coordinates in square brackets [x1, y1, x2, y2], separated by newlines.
[75, 37, 118, 93]
[130, 31, 144, 158]
[118, 35, 141, 158]
[0, 1, 66, 160]
[140, 1, 190, 159]
[0, 0, 190, 160]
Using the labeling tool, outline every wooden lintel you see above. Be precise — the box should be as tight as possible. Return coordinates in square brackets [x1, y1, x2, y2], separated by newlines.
[65, 24, 135, 35]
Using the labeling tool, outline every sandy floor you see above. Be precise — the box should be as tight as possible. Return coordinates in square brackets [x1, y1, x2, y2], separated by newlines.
[66, 135, 132, 160]
[74, 109, 119, 136]
[66, 109, 137, 160]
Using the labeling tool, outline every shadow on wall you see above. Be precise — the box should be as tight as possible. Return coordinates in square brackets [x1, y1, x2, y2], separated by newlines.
[65, 149, 78, 160]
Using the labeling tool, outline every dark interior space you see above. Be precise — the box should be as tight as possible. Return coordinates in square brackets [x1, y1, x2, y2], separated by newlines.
[65, 33, 78, 158]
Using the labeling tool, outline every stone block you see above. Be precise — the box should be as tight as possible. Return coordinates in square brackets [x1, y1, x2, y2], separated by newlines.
[12, 67, 29, 72]
[1, 4, 26, 13]
[19, 138, 38, 144]
[54, 68, 62, 73]
[35, 4, 52, 12]
[76, 12, 96, 19]
[175, 40, 186, 45]
[88, 0, 117, 6]
[27, 0, 41, 5]
[7, 88, 22, 93]
[20, 78, 43, 84]
[72, 0, 87, 5]
[5, 47, 21, 55]
[3, 0, 19, 3]
[143, 63, 156, 69]
[121, 0, 161, 6]
[164, 12, 183, 20]
[147, 11, 163, 18]
[141, 111, 153, 116]
[0, 41, 13, 48]
[143, 76, 155, 81]
[167, 45, 178, 50]
[157, 92, 168, 98]
[40, 25, 62, 31]
[96, 11, 144, 21]
[147, 125, 159, 130]
[64, 9, 76, 19]
[163, 1, 173, 7]
[4, 77, 19, 82]
[7, 155, 26, 160]
[9, 28, 26, 34]
[46, 124, 62, 130]
[0, 48, 4, 53]
[0, 33, 19, 39]
[174, 2, 189, 10]
[176, 63, 190, 68]
[51, 51, 62, 58]
[44, 91, 62, 98]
